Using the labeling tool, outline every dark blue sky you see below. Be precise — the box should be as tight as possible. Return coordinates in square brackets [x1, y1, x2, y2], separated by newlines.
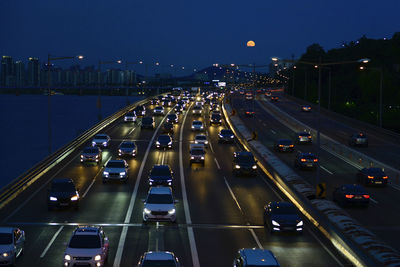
[1, 0, 399, 75]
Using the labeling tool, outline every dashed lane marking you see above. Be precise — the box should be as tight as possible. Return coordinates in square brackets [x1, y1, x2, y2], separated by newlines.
[40, 225, 64, 258]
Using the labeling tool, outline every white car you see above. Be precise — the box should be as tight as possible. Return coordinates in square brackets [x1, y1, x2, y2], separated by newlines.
[194, 134, 208, 147]
[192, 105, 202, 115]
[0, 227, 25, 266]
[91, 134, 111, 148]
[124, 112, 137, 122]
[63, 226, 109, 267]
[143, 187, 176, 222]
[191, 120, 204, 131]
[102, 159, 129, 183]
[138, 251, 180, 267]
[153, 106, 165, 116]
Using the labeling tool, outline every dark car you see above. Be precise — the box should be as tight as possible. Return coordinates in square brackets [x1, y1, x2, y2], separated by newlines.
[270, 96, 279, 102]
[138, 251, 180, 267]
[210, 113, 222, 125]
[80, 146, 102, 164]
[294, 152, 318, 169]
[244, 108, 255, 117]
[149, 98, 159, 105]
[141, 116, 155, 129]
[357, 167, 388, 186]
[295, 131, 312, 144]
[218, 129, 235, 143]
[263, 202, 303, 233]
[134, 105, 146, 117]
[301, 105, 311, 112]
[118, 141, 137, 157]
[48, 178, 79, 210]
[167, 113, 179, 124]
[274, 139, 294, 152]
[232, 151, 257, 176]
[162, 122, 174, 134]
[333, 184, 370, 207]
[174, 104, 183, 113]
[148, 165, 173, 186]
[156, 134, 173, 149]
[349, 132, 368, 147]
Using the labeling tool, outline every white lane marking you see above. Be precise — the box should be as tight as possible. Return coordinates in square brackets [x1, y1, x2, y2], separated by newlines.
[40, 225, 64, 258]
[161, 152, 165, 165]
[370, 198, 378, 204]
[307, 227, 344, 267]
[320, 165, 333, 175]
[249, 229, 263, 249]
[127, 126, 136, 136]
[270, 129, 276, 134]
[3, 153, 80, 223]
[209, 141, 215, 153]
[179, 103, 200, 267]
[156, 221, 159, 251]
[82, 156, 111, 199]
[214, 158, 221, 170]
[223, 176, 244, 214]
[113, 111, 169, 267]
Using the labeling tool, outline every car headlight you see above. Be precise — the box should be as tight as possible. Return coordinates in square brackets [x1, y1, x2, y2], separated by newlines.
[2, 252, 11, 257]
[70, 195, 79, 201]
[218, 134, 223, 138]
[205, 141, 208, 144]
[230, 135, 234, 138]
[200, 126, 203, 129]
[49, 196, 58, 201]
[64, 254, 71, 261]
[235, 165, 241, 169]
[297, 221, 303, 227]
[95, 155, 99, 158]
[120, 172, 126, 176]
[252, 165, 257, 169]
[103, 171, 109, 175]
[272, 220, 280, 226]
[80, 155, 84, 158]
[102, 141, 107, 145]
[156, 141, 160, 145]
[191, 126, 195, 129]
[168, 208, 176, 215]
[191, 156, 194, 159]
[144, 208, 151, 214]
[118, 149, 122, 153]
[195, 141, 198, 144]
[94, 254, 101, 261]
[168, 141, 172, 145]
[201, 156, 205, 160]
[92, 141, 96, 145]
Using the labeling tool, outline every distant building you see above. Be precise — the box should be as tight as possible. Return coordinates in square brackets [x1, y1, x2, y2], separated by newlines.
[15, 61, 25, 87]
[1, 55, 14, 87]
[27, 57, 40, 87]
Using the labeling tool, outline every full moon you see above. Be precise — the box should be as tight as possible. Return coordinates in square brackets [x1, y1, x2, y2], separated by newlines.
[246, 40, 255, 47]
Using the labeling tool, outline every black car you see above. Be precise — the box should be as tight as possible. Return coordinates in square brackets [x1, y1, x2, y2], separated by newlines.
[333, 184, 370, 207]
[149, 98, 159, 105]
[244, 108, 255, 117]
[218, 129, 235, 143]
[210, 113, 222, 125]
[162, 122, 174, 134]
[141, 116, 155, 129]
[156, 134, 173, 149]
[48, 178, 79, 210]
[148, 165, 173, 186]
[301, 105, 311, 112]
[263, 202, 303, 233]
[270, 96, 279, 102]
[274, 139, 294, 152]
[134, 105, 146, 117]
[295, 131, 312, 144]
[357, 167, 388, 186]
[174, 104, 183, 113]
[167, 113, 179, 124]
[232, 151, 257, 176]
[294, 152, 318, 169]
[349, 132, 368, 147]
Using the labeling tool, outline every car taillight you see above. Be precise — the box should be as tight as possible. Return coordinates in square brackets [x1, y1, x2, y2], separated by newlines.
[289, 145, 294, 147]
[345, 194, 354, 199]
[363, 195, 370, 199]
[300, 159, 306, 162]
[308, 136, 312, 139]
[279, 145, 284, 147]
[367, 175, 374, 179]
[313, 159, 318, 162]
[383, 176, 388, 179]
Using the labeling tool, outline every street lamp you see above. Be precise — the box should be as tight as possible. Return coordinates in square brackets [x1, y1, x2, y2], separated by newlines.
[47, 54, 84, 154]
[359, 66, 383, 127]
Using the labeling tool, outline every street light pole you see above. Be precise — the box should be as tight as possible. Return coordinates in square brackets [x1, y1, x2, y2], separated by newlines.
[379, 69, 383, 127]
[328, 68, 332, 110]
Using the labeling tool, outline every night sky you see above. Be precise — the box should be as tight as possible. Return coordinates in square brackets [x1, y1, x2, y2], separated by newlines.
[1, 0, 400, 74]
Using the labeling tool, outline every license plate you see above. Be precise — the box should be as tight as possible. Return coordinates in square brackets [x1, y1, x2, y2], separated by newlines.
[375, 181, 382, 184]
[60, 203, 69, 206]
[355, 196, 362, 199]
[307, 164, 313, 167]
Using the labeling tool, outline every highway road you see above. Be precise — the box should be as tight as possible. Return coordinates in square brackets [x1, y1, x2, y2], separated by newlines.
[231, 92, 400, 252]
[0, 97, 348, 266]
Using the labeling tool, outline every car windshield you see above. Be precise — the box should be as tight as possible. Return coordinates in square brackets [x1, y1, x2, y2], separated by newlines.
[51, 181, 75, 192]
[236, 155, 255, 163]
[194, 106, 202, 110]
[143, 118, 153, 123]
[155, 107, 163, 111]
[279, 140, 292, 145]
[164, 123, 173, 128]
[298, 132, 309, 136]
[142, 260, 176, 267]
[168, 115, 177, 119]
[126, 113, 135, 117]
[69, 235, 101, 248]
[0, 233, 12, 244]
[158, 136, 171, 142]
[83, 148, 98, 153]
[221, 130, 233, 135]
[368, 168, 384, 175]
[147, 194, 173, 204]
[106, 161, 125, 168]
[191, 149, 204, 155]
[302, 154, 316, 159]
[272, 205, 297, 215]
[95, 135, 107, 139]
[121, 143, 135, 149]
[196, 136, 206, 140]
[212, 115, 221, 119]
[151, 167, 171, 177]
[193, 121, 202, 125]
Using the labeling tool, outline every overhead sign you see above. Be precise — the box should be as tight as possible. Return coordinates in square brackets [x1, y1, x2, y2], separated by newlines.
[316, 183, 326, 199]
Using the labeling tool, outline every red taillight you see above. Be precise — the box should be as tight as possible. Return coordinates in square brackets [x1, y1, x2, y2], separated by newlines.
[367, 175, 374, 179]
[363, 195, 370, 199]
[301, 159, 306, 162]
[383, 176, 388, 179]
[289, 145, 294, 147]
[345, 194, 354, 199]
[313, 159, 318, 162]
[308, 136, 312, 139]
[279, 145, 284, 147]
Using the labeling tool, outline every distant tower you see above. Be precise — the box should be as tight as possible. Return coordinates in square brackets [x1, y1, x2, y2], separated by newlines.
[1, 55, 14, 87]
[15, 60, 25, 87]
[27, 57, 40, 87]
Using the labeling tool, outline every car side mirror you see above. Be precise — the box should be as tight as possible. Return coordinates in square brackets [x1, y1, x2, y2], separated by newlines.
[63, 242, 68, 246]
[141, 199, 145, 203]
[174, 199, 179, 203]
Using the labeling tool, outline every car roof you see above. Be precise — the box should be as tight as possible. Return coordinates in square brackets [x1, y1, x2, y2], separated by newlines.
[195, 134, 206, 138]
[108, 159, 125, 163]
[121, 141, 135, 145]
[144, 251, 176, 261]
[152, 164, 170, 170]
[74, 226, 101, 235]
[297, 132, 310, 135]
[52, 178, 74, 184]
[277, 139, 292, 143]
[240, 248, 279, 266]
[192, 120, 202, 123]
[220, 129, 233, 133]
[0, 227, 14, 234]
[95, 134, 108, 138]
[298, 152, 315, 157]
[340, 184, 367, 192]
[235, 151, 253, 157]
[269, 201, 294, 209]
[149, 187, 172, 194]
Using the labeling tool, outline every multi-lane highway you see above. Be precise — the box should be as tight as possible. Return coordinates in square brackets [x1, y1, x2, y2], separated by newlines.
[0, 96, 348, 266]
[231, 92, 400, 252]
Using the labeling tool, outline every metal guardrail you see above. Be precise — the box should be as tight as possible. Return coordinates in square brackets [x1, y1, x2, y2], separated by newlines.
[0, 97, 150, 210]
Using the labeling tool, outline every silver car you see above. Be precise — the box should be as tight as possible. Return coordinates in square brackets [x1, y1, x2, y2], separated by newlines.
[153, 106, 165, 116]
[349, 132, 368, 147]
[80, 146, 102, 164]
[143, 187, 176, 222]
[194, 134, 208, 147]
[192, 105, 202, 115]
[191, 120, 204, 131]
[124, 112, 137, 122]
[63, 226, 109, 267]
[0, 227, 25, 266]
[118, 141, 136, 157]
[102, 159, 129, 183]
[91, 134, 111, 148]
